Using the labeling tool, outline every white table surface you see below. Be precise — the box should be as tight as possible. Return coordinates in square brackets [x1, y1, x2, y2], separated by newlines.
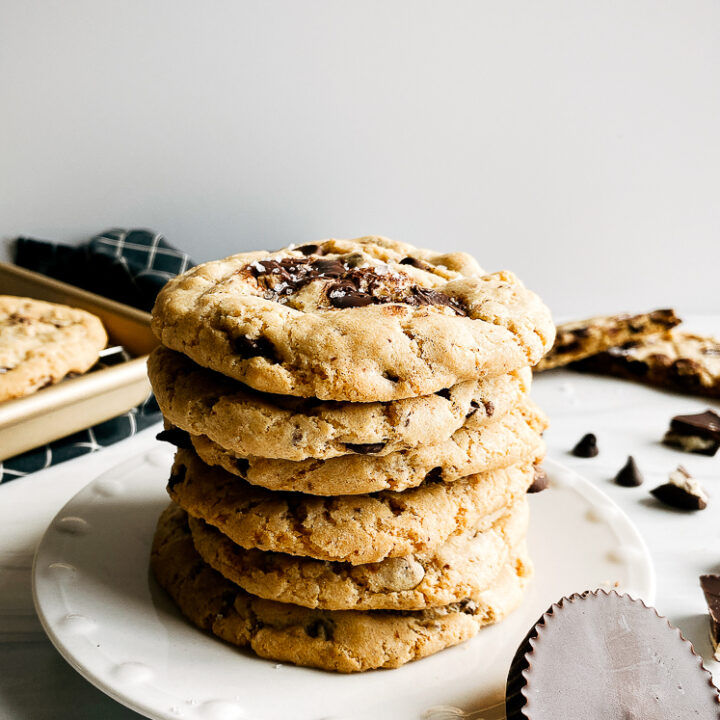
[2, 316, 719, 719]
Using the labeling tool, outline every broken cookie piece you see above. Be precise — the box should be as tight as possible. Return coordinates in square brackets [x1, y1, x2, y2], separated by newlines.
[700, 574, 720, 661]
[650, 466, 708, 511]
[663, 410, 720, 457]
[573, 331, 720, 399]
[535, 308, 681, 371]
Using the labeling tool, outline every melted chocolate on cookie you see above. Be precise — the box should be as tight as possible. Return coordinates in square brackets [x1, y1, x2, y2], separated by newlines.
[243, 256, 467, 315]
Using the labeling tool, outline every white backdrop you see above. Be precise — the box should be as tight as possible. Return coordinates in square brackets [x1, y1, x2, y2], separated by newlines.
[1, 0, 718, 317]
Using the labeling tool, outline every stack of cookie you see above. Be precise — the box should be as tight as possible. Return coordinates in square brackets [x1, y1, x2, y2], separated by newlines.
[147, 236, 555, 672]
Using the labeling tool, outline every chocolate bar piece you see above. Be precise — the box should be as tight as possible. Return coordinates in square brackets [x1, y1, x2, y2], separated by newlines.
[651, 466, 708, 511]
[663, 410, 720, 456]
[700, 574, 720, 662]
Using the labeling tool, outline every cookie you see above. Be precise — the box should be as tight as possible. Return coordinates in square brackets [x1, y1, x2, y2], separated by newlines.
[188, 498, 528, 611]
[149, 345, 531, 461]
[151, 236, 555, 401]
[535, 309, 680, 371]
[152, 503, 533, 672]
[183, 399, 546, 496]
[573, 331, 720, 399]
[168, 448, 536, 564]
[0, 296, 107, 402]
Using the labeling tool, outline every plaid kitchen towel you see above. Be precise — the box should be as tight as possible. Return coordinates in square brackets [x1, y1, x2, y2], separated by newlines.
[0, 229, 196, 483]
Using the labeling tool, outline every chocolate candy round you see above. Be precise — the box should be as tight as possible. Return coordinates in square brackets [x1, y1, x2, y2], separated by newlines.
[506, 590, 719, 719]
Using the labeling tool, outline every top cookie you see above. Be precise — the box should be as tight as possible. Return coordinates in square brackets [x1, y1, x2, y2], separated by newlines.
[0, 296, 107, 402]
[151, 236, 555, 401]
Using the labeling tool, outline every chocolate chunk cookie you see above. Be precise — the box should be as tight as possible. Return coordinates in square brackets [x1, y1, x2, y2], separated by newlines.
[149, 346, 531, 461]
[168, 448, 536, 564]
[188, 498, 528, 611]
[152, 503, 533, 672]
[536, 309, 680, 371]
[0, 296, 107, 402]
[573, 331, 720, 398]
[151, 236, 555, 401]
[185, 398, 546, 496]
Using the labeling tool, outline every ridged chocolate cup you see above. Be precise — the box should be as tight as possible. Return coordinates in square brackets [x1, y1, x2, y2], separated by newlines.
[506, 590, 719, 719]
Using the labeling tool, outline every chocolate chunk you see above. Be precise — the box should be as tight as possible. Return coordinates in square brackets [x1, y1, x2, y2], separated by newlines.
[663, 410, 720, 456]
[345, 442, 385, 454]
[466, 400, 480, 418]
[406, 287, 467, 316]
[424, 467, 443, 483]
[167, 465, 186, 490]
[506, 590, 720, 720]
[651, 466, 708, 511]
[232, 335, 278, 362]
[305, 618, 334, 641]
[700, 574, 720, 661]
[156, 428, 193, 449]
[399, 256, 428, 269]
[614, 456, 643, 487]
[296, 244, 319, 256]
[327, 287, 374, 308]
[483, 399, 495, 417]
[309, 258, 345, 277]
[571, 433, 598, 458]
[527, 467, 549, 494]
[436, 388, 452, 401]
[457, 598, 478, 615]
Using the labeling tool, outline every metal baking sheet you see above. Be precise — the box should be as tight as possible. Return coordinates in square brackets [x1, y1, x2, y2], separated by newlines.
[0, 262, 158, 461]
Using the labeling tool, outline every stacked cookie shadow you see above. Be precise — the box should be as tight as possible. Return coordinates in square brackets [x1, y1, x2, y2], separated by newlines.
[147, 236, 555, 672]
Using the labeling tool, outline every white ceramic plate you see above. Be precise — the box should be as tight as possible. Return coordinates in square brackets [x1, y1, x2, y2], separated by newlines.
[33, 449, 654, 720]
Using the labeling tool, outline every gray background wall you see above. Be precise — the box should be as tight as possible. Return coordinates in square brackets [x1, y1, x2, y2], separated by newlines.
[1, 0, 718, 317]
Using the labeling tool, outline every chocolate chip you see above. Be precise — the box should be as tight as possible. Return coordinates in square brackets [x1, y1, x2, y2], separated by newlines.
[424, 466, 443, 483]
[167, 465, 187, 490]
[527, 467, 549, 493]
[436, 388, 452, 401]
[297, 244, 319, 256]
[614, 456, 643, 487]
[399, 256, 428, 270]
[345, 442, 386, 454]
[556, 340, 582, 354]
[651, 466, 708, 510]
[305, 618, 334, 641]
[232, 335, 278, 362]
[156, 428, 193, 449]
[483, 400, 495, 417]
[457, 598, 478, 615]
[572, 433, 598, 458]
[625, 359, 651, 376]
[466, 400, 480, 418]
[310, 258, 345, 277]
